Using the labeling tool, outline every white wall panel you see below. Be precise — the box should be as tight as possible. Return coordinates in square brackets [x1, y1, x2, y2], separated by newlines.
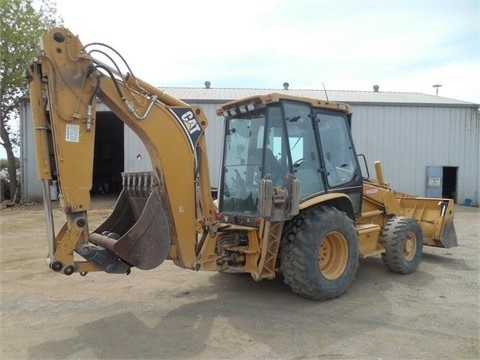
[123, 103, 224, 188]
[20, 102, 43, 202]
[351, 105, 479, 204]
[21, 98, 479, 207]
[123, 125, 152, 173]
[197, 104, 224, 189]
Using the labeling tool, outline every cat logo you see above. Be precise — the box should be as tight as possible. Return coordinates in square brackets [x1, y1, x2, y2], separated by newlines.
[169, 108, 202, 150]
[181, 111, 201, 135]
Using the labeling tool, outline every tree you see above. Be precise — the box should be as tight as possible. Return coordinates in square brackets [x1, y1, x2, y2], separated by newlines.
[0, 0, 62, 201]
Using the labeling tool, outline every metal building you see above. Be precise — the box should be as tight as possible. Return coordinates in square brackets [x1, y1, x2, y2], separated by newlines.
[20, 87, 479, 206]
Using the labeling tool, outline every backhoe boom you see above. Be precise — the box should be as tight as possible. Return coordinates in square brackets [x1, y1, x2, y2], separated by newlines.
[28, 28, 216, 274]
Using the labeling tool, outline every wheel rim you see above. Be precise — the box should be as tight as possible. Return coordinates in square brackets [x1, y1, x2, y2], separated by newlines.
[318, 231, 348, 280]
[404, 231, 417, 261]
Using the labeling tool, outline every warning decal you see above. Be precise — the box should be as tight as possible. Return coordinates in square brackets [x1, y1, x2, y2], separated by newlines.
[65, 124, 80, 143]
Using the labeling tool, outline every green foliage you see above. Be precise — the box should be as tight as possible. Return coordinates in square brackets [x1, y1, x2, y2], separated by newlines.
[0, 157, 20, 170]
[1, 0, 63, 131]
[0, 0, 63, 200]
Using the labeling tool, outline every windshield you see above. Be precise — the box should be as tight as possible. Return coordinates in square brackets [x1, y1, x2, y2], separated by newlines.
[219, 112, 265, 217]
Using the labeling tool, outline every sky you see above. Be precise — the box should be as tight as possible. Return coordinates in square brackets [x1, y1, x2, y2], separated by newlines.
[2, 0, 479, 159]
[52, 0, 479, 103]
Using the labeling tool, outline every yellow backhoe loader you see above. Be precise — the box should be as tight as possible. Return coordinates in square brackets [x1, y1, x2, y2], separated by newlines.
[27, 28, 457, 301]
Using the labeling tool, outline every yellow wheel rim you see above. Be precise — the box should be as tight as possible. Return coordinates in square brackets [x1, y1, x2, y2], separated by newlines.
[318, 231, 348, 280]
[404, 231, 417, 261]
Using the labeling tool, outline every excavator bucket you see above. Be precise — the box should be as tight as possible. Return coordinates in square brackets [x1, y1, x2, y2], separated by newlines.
[396, 196, 458, 248]
[89, 172, 173, 270]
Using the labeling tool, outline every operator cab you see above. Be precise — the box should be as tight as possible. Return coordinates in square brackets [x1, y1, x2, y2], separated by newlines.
[217, 93, 363, 226]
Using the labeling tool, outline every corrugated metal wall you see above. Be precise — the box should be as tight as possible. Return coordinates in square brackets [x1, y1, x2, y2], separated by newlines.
[123, 103, 225, 189]
[21, 100, 479, 206]
[123, 125, 150, 172]
[20, 103, 43, 202]
[20, 103, 121, 202]
[351, 105, 479, 204]
[123, 102, 479, 204]
[199, 105, 224, 189]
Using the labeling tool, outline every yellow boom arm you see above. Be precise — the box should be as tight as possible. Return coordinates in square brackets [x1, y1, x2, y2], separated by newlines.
[27, 28, 216, 275]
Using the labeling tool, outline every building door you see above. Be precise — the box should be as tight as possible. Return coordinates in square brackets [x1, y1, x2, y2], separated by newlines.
[92, 113, 124, 194]
[426, 166, 458, 202]
[426, 166, 442, 198]
[442, 166, 458, 201]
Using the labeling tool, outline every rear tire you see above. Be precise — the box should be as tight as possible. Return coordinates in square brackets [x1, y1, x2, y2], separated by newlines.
[280, 206, 359, 301]
[381, 217, 423, 274]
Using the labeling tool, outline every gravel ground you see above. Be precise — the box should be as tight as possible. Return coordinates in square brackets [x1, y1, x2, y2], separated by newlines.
[0, 197, 479, 359]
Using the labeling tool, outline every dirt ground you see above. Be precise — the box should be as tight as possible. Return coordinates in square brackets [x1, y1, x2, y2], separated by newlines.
[0, 196, 479, 360]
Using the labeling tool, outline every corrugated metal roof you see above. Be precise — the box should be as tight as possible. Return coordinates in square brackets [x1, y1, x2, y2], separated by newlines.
[159, 87, 479, 108]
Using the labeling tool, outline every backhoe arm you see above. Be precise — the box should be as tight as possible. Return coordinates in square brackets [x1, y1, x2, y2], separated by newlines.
[27, 28, 216, 275]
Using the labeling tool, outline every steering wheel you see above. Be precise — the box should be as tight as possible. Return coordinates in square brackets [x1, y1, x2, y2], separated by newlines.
[293, 158, 305, 167]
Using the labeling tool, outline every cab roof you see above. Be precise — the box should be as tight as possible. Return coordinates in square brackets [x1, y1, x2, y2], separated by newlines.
[218, 93, 352, 117]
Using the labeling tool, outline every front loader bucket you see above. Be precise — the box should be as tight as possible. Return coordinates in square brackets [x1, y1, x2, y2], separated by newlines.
[89, 172, 173, 270]
[396, 196, 458, 248]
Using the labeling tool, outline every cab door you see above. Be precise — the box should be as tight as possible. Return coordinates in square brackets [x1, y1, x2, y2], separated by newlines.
[314, 110, 363, 217]
[280, 101, 325, 198]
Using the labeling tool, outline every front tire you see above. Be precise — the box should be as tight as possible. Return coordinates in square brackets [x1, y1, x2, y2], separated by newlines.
[381, 217, 423, 274]
[280, 206, 359, 301]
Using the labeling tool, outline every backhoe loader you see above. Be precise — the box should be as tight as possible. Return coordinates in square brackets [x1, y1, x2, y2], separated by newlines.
[27, 28, 457, 301]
